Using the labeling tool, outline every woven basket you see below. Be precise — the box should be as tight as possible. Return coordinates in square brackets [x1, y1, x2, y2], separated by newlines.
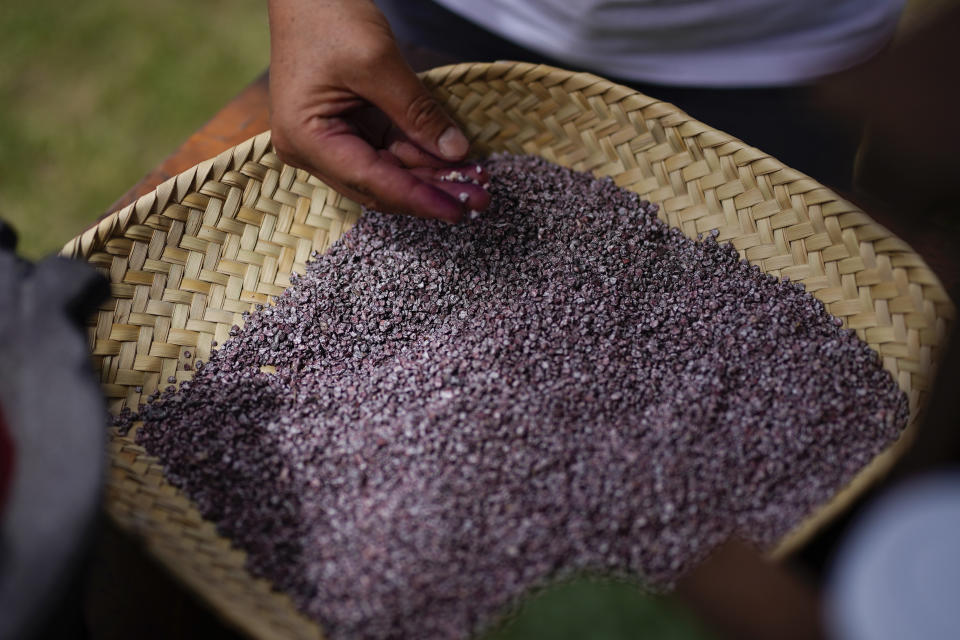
[64, 62, 953, 639]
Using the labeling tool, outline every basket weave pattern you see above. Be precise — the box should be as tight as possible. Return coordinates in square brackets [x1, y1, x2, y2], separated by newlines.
[63, 62, 953, 640]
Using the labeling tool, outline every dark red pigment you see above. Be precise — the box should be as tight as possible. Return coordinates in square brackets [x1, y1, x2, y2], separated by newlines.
[120, 154, 907, 639]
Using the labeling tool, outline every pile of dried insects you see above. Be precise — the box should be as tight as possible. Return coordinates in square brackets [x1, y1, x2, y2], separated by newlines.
[121, 154, 907, 640]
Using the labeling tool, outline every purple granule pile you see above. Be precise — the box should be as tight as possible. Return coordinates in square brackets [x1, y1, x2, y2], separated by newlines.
[122, 154, 908, 639]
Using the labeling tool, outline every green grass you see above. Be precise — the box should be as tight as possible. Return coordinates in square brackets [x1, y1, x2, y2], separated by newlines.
[0, 0, 270, 258]
[482, 576, 715, 640]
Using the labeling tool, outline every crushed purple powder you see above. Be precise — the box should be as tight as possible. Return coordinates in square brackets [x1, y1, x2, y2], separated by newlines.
[121, 154, 907, 639]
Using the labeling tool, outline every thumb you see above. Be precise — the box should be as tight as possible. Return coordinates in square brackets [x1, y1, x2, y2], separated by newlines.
[358, 51, 469, 162]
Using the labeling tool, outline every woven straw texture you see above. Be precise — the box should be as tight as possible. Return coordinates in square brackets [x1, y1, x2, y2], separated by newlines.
[63, 62, 953, 640]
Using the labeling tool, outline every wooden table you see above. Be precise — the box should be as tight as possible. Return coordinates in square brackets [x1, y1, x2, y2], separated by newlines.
[84, 48, 960, 640]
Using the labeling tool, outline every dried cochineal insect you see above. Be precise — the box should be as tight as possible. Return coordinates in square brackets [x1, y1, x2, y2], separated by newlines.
[123, 154, 908, 640]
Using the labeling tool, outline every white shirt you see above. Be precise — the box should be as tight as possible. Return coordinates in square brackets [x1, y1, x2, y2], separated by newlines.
[432, 0, 904, 87]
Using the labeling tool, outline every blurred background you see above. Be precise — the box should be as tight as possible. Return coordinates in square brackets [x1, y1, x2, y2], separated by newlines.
[0, 0, 269, 259]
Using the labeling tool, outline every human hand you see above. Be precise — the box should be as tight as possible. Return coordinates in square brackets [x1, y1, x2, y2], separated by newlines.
[267, 0, 490, 224]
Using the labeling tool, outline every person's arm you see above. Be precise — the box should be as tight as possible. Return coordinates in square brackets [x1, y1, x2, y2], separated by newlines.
[267, 0, 489, 223]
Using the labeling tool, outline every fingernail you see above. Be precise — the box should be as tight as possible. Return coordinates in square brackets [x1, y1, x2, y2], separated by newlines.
[438, 127, 468, 160]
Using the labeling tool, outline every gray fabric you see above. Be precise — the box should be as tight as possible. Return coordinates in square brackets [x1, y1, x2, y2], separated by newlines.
[0, 243, 108, 640]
